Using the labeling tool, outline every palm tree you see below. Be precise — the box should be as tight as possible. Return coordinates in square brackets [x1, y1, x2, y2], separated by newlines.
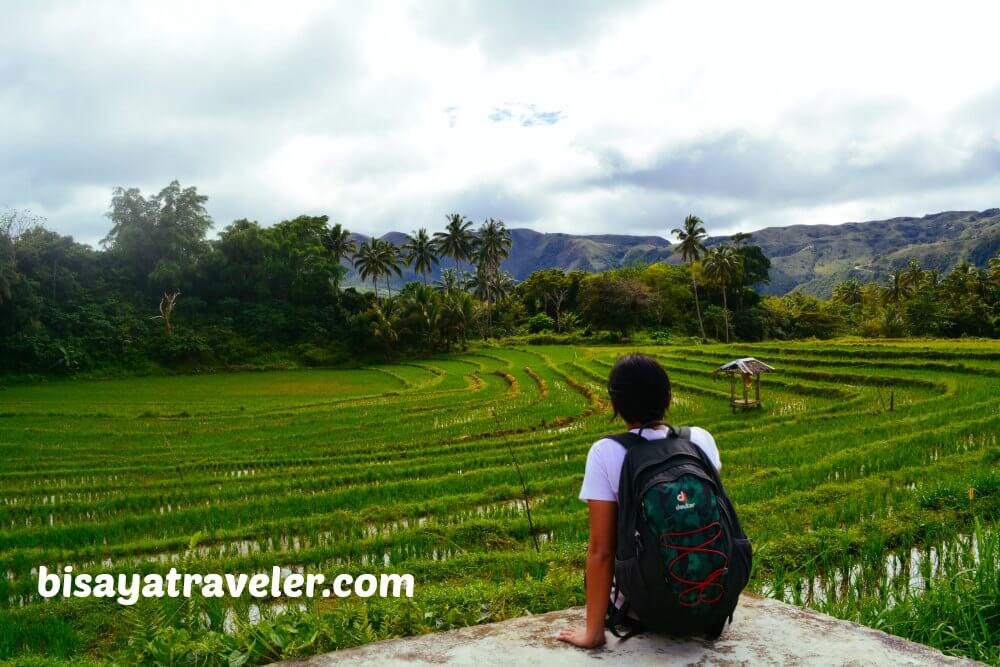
[402, 228, 439, 283]
[399, 282, 442, 352]
[832, 278, 863, 306]
[467, 264, 492, 301]
[322, 223, 357, 265]
[475, 217, 512, 278]
[489, 271, 516, 302]
[435, 268, 462, 294]
[949, 261, 988, 298]
[701, 245, 742, 342]
[353, 239, 383, 299]
[730, 232, 752, 248]
[376, 238, 402, 297]
[434, 214, 475, 272]
[885, 271, 907, 304]
[671, 214, 708, 338]
[900, 258, 926, 291]
[442, 290, 474, 350]
[369, 301, 400, 357]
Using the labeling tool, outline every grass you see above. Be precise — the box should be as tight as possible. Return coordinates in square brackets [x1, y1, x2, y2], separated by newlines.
[0, 339, 997, 664]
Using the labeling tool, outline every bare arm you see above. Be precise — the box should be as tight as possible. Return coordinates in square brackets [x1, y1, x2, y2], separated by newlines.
[557, 500, 617, 648]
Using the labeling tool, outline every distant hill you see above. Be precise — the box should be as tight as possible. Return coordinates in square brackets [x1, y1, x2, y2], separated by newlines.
[717, 209, 1000, 296]
[346, 229, 675, 285]
[346, 209, 1000, 296]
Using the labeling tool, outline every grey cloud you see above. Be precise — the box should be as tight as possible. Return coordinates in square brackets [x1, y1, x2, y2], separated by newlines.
[0, 3, 366, 215]
[3, 1, 1000, 248]
[437, 182, 546, 225]
[589, 130, 1000, 206]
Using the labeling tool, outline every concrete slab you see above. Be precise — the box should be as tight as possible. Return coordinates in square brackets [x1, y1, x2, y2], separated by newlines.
[276, 595, 983, 666]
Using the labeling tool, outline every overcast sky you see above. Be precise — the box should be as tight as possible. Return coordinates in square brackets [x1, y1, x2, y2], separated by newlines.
[3, 1, 1000, 246]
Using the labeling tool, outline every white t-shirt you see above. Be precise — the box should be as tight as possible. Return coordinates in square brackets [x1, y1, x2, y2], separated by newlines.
[578, 426, 721, 503]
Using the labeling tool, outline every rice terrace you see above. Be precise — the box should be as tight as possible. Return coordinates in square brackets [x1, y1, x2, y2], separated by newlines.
[2, 339, 998, 665]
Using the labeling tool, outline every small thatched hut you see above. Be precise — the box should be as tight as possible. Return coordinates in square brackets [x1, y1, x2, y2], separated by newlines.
[713, 357, 775, 412]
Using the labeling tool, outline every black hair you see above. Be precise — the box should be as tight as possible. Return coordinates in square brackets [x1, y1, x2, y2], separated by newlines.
[607, 353, 671, 425]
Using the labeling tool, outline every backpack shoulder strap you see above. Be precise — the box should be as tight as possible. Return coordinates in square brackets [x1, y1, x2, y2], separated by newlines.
[606, 431, 646, 450]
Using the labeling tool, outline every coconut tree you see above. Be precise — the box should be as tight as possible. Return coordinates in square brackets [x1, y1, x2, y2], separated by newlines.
[885, 271, 907, 304]
[949, 261, 988, 299]
[369, 301, 400, 358]
[832, 278, 864, 306]
[467, 264, 492, 302]
[467, 218, 512, 337]
[376, 238, 402, 297]
[900, 258, 926, 291]
[402, 228, 439, 283]
[322, 223, 357, 265]
[434, 214, 476, 272]
[353, 238, 383, 299]
[730, 231, 752, 248]
[701, 245, 743, 342]
[442, 289, 474, 350]
[435, 268, 462, 294]
[671, 214, 708, 338]
[489, 270, 516, 302]
[475, 217, 512, 277]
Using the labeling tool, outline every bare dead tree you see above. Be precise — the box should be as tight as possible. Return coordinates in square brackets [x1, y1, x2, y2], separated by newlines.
[544, 285, 570, 332]
[0, 208, 46, 260]
[152, 291, 180, 333]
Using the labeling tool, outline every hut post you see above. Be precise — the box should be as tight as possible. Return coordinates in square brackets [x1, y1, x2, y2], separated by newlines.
[755, 373, 761, 403]
[742, 373, 748, 404]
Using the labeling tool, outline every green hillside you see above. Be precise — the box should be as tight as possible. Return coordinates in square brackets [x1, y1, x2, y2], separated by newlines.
[721, 209, 1000, 296]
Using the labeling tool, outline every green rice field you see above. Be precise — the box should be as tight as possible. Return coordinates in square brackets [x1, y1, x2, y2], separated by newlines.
[1, 340, 998, 664]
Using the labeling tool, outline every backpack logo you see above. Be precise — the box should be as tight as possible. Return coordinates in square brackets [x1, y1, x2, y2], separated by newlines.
[675, 489, 695, 511]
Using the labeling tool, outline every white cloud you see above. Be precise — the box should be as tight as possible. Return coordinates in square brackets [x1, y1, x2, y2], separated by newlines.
[1, 0, 999, 245]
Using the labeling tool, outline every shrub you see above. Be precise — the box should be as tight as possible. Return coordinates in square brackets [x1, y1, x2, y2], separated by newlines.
[526, 313, 555, 333]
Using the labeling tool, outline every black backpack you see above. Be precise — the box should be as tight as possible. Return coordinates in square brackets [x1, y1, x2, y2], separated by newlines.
[605, 425, 752, 640]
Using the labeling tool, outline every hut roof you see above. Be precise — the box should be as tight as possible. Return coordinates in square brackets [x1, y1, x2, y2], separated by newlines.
[714, 357, 775, 375]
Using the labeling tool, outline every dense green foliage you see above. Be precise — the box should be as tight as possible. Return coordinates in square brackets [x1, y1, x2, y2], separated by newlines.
[5, 185, 1000, 380]
[0, 340, 997, 664]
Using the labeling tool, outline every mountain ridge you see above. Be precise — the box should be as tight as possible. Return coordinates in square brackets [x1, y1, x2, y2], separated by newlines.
[347, 208, 1000, 296]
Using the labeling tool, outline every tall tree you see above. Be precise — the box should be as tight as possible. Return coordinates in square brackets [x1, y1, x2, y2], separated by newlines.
[885, 271, 908, 304]
[475, 217, 512, 282]
[434, 214, 475, 273]
[832, 278, 863, 306]
[702, 245, 743, 342]
[469, 218, 512, 337]
[264, 215, 344, 304]
[322, 223, 357, 267]
[900, 258, 926, 291]
[102, 181, 212, 295]
[671, 214, 708, 338]
[516, 268, 572, 331]
[435, 268, 462, 294]
[730, 231, 752, 248]
[353, 238, 383, 299]
[376, 238, 402, 297]
[402, 228, 439, 284]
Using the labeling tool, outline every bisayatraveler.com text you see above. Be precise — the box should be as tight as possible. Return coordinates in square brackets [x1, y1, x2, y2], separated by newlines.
[38, 566, 414, 606]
